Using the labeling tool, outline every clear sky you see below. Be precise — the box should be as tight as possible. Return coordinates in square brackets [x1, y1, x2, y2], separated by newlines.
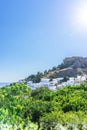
[0, 0, 87, 82]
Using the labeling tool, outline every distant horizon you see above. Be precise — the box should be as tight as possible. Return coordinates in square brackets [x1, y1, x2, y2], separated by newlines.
[0, 82, 11, 88]
[1, 0, 87, 82]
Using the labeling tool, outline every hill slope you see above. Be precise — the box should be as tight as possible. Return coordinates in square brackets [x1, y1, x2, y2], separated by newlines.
[24, 56, 87, 83]
[45, 56, 87, 78]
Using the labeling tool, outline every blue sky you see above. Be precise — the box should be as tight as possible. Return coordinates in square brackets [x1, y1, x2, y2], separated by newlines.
[0, 0, 87, 82]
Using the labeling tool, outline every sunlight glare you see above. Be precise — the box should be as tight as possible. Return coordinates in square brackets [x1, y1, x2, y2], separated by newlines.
[71, 1, 87, 32]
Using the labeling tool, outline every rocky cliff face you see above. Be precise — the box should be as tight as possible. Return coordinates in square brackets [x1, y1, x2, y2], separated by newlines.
[47, 57, 87, 78]
[63, 57, 87, 69]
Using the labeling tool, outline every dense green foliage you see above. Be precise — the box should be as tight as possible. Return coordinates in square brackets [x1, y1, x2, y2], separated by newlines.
[1, 83, 87, 129]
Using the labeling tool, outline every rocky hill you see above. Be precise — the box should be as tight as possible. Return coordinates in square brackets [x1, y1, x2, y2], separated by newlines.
[45, 56, 87, 78]
[63, 57, 87, 69]
[24, 56, 87, 83]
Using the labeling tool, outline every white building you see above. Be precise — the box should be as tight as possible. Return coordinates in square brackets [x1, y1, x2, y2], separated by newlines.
[27, 75, 87, 90]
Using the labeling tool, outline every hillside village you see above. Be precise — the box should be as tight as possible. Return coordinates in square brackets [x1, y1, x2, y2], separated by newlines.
[19, 56, 87, 90]
[27, 75, 87, 90]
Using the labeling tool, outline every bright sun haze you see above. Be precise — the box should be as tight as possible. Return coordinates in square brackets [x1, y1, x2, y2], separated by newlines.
[71, 1, 87, 32]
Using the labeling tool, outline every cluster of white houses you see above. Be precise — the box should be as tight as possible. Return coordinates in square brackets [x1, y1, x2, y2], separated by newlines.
[27, 75, 87, 90]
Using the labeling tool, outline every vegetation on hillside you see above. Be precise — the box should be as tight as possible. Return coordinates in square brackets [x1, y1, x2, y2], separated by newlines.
[25, 72, 43, 83]
[1, 83, 87, 129]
